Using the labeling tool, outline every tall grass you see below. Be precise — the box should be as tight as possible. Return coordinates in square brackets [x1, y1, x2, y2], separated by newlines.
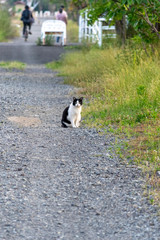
[48, 46, 160, 125]
[47, 45, 160, 204]
[0, 7, 18, 42]
[67, 20, 79, 43]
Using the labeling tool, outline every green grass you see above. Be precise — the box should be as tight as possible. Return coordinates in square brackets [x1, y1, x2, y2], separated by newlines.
[0, 61, 26, 70]
[67, 20, 79, 43]
[47, 44, 160, 205]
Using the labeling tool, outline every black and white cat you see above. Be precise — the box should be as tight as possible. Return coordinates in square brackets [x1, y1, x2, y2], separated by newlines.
[61, 97, 83, 128]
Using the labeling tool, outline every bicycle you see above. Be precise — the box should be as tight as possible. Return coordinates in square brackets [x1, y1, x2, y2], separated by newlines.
[24, 25, 29, 42]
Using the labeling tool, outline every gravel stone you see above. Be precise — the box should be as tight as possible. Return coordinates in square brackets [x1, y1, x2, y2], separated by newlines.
[0, 65, 160, 240]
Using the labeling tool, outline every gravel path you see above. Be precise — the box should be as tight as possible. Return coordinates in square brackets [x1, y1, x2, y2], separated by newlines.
[0, 16, 160, 240]
[0, 65, 160, 240]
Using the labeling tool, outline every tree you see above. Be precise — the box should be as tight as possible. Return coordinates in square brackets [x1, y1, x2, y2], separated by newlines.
[69, 0, 88, 10]
[82, 0, 160, 43]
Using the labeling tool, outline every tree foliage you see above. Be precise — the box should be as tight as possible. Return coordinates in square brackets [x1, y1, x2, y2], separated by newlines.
[86, 0, 160, 42]
[69, 0, 88, 10]
[76, 0, 160, 43]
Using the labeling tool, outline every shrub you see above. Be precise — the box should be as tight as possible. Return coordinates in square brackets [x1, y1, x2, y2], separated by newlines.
[0, 6, 18, 41]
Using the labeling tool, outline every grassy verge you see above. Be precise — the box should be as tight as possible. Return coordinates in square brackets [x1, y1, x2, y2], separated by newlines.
[0, 61, 26, 70]
[47, 44, 160, 205]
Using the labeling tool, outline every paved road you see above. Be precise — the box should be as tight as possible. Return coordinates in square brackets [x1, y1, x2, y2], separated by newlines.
[0, 17, 65, 64]
[0, 18, 160, 240]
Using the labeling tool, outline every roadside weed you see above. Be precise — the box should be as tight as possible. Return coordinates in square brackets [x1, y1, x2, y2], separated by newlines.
[44, 35, 55, 46]
[36, 37, 43, 46]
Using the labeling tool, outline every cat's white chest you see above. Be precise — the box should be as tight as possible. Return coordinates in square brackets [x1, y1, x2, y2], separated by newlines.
[68, 104, 82, 127]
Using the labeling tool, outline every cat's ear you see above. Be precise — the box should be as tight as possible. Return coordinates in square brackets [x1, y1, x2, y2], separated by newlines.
[80, 97, 83, 101]
[73, 97, 76, 101]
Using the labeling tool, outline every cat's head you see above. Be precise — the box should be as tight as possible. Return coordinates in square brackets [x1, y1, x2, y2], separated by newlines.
[73, 97, 83, 107]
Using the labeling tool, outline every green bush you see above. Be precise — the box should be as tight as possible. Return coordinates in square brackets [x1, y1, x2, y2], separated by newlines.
[0, 7, 17, 42]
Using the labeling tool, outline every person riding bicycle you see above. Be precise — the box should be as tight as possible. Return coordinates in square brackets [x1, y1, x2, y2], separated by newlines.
[21, 5, 33, 37]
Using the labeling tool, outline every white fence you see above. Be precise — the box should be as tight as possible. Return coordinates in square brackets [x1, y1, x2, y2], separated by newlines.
[79, 11, 116, 47]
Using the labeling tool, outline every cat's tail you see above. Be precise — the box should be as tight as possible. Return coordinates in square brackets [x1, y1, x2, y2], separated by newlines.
[61, 120, 68, 128]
